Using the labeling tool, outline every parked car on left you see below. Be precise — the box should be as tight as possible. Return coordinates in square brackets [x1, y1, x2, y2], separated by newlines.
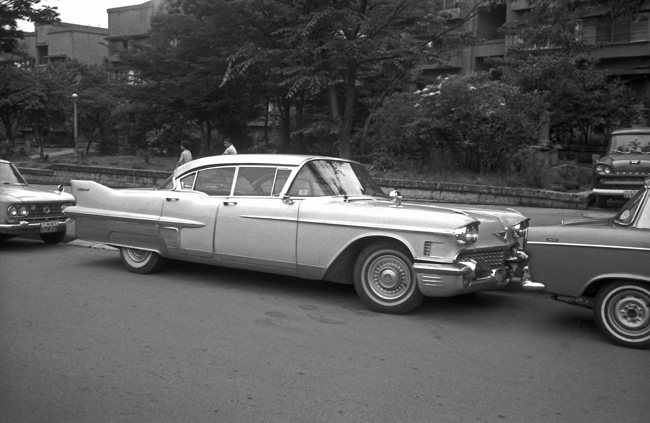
[0, 159, 75, 244]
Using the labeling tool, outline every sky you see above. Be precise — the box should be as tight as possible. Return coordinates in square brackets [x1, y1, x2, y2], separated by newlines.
[18, 0, 146, 31]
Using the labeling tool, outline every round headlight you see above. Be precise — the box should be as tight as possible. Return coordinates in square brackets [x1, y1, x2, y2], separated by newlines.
[512, 220, 529, 238]
[594, 164, 613, 175]
[8, 205, 18, 217]
[18, 205, 29, 216]
[454, 223, 479, 245]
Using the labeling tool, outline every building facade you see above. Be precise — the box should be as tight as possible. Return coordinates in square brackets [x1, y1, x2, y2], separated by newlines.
[106, 0, 168, 83]
[21, 23, 108, 66]
[424, 0, 650, 124]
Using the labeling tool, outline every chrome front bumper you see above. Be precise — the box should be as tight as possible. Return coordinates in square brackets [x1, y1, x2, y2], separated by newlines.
[0, 220, 67, 235]
[413, 249, 545, 297]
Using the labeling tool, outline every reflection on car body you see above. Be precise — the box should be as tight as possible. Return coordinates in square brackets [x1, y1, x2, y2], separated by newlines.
[65, 154, 540, 314]
[526, 176, 650, 348]
[0, 159, 75, 244]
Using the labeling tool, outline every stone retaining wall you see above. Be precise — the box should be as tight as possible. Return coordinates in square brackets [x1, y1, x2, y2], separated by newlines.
[18, 164, 590, 209]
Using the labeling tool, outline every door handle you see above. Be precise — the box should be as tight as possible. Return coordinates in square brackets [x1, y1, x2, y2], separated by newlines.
[166, 198, 179, 202]
[223, 201, 237, 206]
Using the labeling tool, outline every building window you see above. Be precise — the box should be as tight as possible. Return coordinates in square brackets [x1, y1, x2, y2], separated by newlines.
[108, 69, 142, 84]
[581, 13, 650, 44]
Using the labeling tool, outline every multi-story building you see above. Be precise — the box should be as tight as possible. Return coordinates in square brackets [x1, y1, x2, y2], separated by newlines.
[106, 0, 167, 83]
[20, 22, 108, 66]
[426, 0, 650, 125]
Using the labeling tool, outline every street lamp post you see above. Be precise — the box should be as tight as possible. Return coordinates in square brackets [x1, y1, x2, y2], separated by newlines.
[72, 93, 78, 155]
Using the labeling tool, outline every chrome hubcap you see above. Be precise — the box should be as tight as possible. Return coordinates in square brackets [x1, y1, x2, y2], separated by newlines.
[614, 295, 649, 330]
[367, 255, 411, 301]
[127, 248, 149, 263]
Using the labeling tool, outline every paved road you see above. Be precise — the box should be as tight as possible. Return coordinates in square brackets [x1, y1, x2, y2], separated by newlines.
[1, 236, 648, 423]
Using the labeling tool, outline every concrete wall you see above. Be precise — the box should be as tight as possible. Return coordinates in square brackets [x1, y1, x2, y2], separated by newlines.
[18, 165, 589, 209]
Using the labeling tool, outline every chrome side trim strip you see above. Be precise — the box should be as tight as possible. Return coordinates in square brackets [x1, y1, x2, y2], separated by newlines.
[527, 241, 650, 252]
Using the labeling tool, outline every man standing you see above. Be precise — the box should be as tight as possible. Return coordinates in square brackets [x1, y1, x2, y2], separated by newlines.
[223, 138, 237, 155]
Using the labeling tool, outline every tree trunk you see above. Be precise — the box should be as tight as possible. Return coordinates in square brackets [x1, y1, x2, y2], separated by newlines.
[337, 62, 357, 159]
[294, 95, 304, 154]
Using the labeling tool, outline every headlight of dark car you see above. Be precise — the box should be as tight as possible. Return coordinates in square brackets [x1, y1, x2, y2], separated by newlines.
[594, 164, 613, 175]
[453, 223, 479, 245]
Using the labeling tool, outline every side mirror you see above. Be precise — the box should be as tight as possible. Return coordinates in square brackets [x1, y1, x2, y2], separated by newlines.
[282, 195, 294, 205]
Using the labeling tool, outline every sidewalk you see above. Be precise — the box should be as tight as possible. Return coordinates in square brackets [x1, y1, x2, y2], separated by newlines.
[29, 148, 76, 160]
[66, 239, 117, 251]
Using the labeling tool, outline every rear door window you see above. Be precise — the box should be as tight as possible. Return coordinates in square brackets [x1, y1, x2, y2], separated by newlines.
[194, 167, 235, 196]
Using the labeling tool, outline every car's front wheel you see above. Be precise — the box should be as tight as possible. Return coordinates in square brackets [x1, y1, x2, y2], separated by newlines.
[595, 282, 650, 349]
[40, 231, 66, 244]
[353, 242, 423, 314]
[119, 247, 164, 274]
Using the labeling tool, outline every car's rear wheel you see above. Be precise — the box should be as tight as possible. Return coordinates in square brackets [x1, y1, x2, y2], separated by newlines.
[353, 242, 423, 314]
[120, 247, 164, 274]
[595, 282, 650, 349]
[40, 231, 66, 244]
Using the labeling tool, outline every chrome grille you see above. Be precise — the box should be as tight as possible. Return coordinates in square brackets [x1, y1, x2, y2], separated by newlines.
[13, 203, 68, 222]
[457, 246, 508, 269]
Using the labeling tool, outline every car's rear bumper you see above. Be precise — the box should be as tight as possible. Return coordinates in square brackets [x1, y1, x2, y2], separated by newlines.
[0, 220, 67, 235]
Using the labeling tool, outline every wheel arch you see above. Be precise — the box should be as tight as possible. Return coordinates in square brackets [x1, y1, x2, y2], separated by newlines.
[322, 235, 413, 284]
[583, 275, 650, 298]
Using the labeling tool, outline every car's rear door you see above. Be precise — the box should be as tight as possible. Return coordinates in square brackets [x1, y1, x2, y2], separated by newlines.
[160, 167, 235, 258]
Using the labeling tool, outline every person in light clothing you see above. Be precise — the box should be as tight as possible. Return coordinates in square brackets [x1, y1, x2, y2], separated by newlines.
[223, 139, 237, 155]
[176, 140, 192, 168]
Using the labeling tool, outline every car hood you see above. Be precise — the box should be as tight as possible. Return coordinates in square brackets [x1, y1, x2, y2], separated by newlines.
[599, 153, 650, 172]
[0, 184, 76, 203]
[313, 196, 527, 245]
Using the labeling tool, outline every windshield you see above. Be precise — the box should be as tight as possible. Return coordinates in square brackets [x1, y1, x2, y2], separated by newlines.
[287, 160, 386, 197]
[609, 133, 650, 154]
[0, 162, 28, 185]
[614, 187, 646, 226]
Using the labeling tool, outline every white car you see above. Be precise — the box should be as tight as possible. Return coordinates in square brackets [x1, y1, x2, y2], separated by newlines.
[1, 159, 75, 244]
[65, 154, 540, 313]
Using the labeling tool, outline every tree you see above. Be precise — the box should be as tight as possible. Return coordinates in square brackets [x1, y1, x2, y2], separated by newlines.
[0, 0, 58, 53]
[0, 64, 33, 149]
[224, 0, 502, 159]
[119, 3, 262, 157]
[365, 73, 544, 173]
[72, 64, 123, 155]
[23, 61, 79, 159]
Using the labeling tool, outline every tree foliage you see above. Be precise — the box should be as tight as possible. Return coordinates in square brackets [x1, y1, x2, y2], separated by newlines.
[224, 0, 499, 158]
[118, 2, 261, 157]
[0, 0, 58, 53]
[364, 72, 544, 173]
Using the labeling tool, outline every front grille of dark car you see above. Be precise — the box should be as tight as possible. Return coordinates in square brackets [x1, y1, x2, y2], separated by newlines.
[16, 203, 68, 222]
[457, 246, 508, 269]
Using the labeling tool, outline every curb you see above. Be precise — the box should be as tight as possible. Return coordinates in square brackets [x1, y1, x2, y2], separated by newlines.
[66, 239, 117, 251]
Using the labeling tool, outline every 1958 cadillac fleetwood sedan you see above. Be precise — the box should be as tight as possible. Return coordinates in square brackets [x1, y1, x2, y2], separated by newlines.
[1, 159, 75, 244]
[64, 154, 539, 314]
[526, 177, 650, 348]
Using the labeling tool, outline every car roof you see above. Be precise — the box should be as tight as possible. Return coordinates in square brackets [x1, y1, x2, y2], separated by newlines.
[611, 127, 650, 135]
[176, 153, 351, 173]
